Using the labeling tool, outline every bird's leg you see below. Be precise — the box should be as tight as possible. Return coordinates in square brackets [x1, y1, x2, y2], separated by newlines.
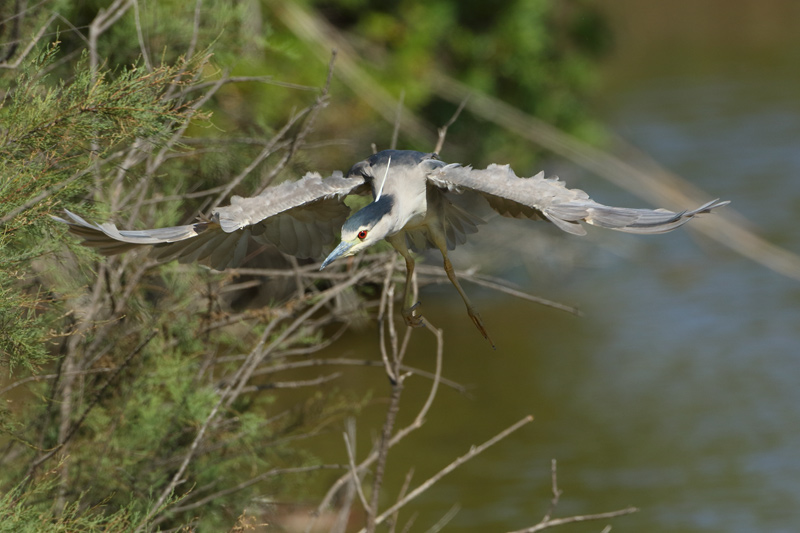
[387, 235, 424, 328]
[424, 192, 494, 347]
[441, 252, 495, 348]
[400, 254, 424, 327]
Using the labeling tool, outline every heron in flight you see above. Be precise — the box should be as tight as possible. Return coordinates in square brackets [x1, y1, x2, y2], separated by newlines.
[56, 150, 727, 345]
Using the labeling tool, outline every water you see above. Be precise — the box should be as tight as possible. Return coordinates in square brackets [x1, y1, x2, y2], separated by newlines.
[299, 4, 800, 532]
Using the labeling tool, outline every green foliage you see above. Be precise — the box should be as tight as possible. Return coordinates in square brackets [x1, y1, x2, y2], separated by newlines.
[0, 271, 50, 371]
[0, 44, 202, 230]
[0, 0, 611, 530]
[0, 42, 204, 373]
[298, 0, 611, 167]
[0, 467, 143, 533]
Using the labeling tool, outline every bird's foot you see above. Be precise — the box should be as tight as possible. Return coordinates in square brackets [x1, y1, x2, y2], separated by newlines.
[402, 301, 425, 328]
[467, 307, 495, 349]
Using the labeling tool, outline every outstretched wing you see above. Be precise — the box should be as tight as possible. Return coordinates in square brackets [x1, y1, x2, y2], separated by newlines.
[427, 163, 728, 236]
[55, 171, 367, 269]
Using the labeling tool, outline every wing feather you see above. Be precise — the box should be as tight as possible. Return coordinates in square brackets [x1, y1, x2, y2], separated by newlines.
[214, 171, 363, 232]
[54, 171, 366, 266]
[428, 164, 727, 235]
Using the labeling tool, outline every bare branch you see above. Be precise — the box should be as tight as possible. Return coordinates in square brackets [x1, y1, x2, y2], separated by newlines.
[307, 313, 445, 532]
[243, 372, 342, 391]
[330, 418, 361, 533]
[223, 263, 382, 409]
[208, 106, 310, 211]
[506, 459, 637, 533]
[425, 503, 461, 533]
[156, 464, 346, 520]
[1, 367, 114, 396]
[434, 96, 469, 155]
[541, 459, 562, 524]
[0, 165, 97, 226]
[415, 264, 581, 316]
[181, 75, 318, 95]
[390, 90, 404, 150]
[273, 2, 435, 144]
[377, 259, 399, 383]
[462, 273, 581, 316]
[0, 12, 59, 70]
[366, 375, 403, 532]
[343, 431, 372, 516]
[255, 50, 338, 193]
[0, 5, 61, 69]
[389, 468, 414, 533]
[507, 507, 638, 533]
[361, 415, 535, 531]
[185, 0, 203, 63]
[89, 0, 134, 84]
[132, 0, 152, 72]
[249, 358, 467, 395]
[26, 329, 157, 476]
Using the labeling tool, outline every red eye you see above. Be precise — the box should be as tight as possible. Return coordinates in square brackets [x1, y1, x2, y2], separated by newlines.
[357, 230, 368, 240]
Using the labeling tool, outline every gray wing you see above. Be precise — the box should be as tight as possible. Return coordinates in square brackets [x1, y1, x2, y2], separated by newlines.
[55, 171, 367, 269]
[404, 190, 485, 253]
[427, 163, 728, 236]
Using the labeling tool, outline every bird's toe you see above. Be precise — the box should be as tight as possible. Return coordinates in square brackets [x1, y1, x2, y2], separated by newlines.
[402, 303, 424, 328]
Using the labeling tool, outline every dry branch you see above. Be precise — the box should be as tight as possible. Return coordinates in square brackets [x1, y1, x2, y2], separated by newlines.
[506, 459, 638, 533]
[362, 415, 535, 532]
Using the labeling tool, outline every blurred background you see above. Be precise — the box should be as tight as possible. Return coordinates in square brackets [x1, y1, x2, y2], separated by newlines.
[1, 0, 798, 531]
[301, 1, 800, 531]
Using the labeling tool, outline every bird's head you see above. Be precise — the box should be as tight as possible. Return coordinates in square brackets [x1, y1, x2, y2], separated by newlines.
[320, 195, 396, 270]
[320, 149, 445, 270]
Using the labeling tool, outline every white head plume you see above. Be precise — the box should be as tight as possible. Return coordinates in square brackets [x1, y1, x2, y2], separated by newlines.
[374, 155, 391, 201]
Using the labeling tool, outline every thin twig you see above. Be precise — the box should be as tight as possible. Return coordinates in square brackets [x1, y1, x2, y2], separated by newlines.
[506, 507, 639, 533]
[425, 503, 461, 533]
[185, 0, 203, 64]
[415, 264, 581, 316]
[506, 459, 637, 533]
[307, 315, 445, 532]
[208, 107, 310, 211]
[153, 464, 345, 522]
[132, 0, 152, 72]
[0, 367, 113, 396]
[27, 329, 157, 475]
[332, 418, 360, 533]
[224, 263, 380, 408]
[367, 263, 408, 532]
[390, 90, 404, 150]
[366, 377, 403, 532]
[344, 431, 372, 516]
[183, 75, 317, 94]
[361, 415, 535, 531]
[246, 372, 342, 391]
[256, 50, 337, 193]
[0, 165, 97, 226]
[389, 468, 414, 533]
[434, 96, 469, 155]
[541, 459, 561, 523]
[399, 514, 418, 533]
[248, 358, 467, 395]
[0, 13, 58, 70]
[377, 261, 398, 383]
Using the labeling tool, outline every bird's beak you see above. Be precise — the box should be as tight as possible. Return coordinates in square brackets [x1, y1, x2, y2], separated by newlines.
[320, 240, 355, 270]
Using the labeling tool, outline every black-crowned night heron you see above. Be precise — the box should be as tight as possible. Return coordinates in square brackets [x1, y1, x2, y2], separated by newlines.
[56, 149, 727, 345]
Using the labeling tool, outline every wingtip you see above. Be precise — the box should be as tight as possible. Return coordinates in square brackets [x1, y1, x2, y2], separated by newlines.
[694, 198, 730, 215]
[712, 198, 731, 208]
